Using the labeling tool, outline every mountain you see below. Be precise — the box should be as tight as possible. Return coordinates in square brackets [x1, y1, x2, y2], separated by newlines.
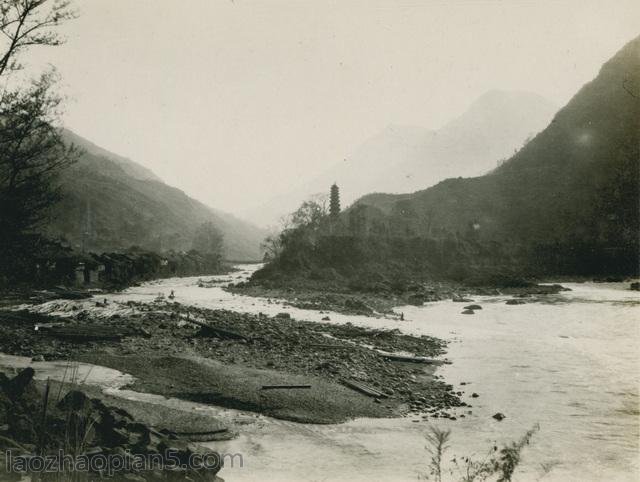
[243, 90, 557, 227]
[350, 36, 640, 276]
[375, 90, 558, 194]
[61, 129, 162, 182]
[45, 130, 265, 261]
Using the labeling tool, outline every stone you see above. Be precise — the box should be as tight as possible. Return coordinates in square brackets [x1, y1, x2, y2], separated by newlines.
[57, 390, 92, 413]
[492, 412, 506, 421]
[2, 368, 36, 401]
[471, 393, 479, 398]
[464, 305, 482, 310]
[452, 295, 474, 303]
[461, 309, 475, 315]
[406, 294, 425, 306]
[506, 299, 525, 305]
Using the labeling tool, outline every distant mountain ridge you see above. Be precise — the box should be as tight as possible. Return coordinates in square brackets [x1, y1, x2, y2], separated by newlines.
[45, 130, 265, 260]
[61, 129, 162, 182]
[243, 90, 557, 227]
[350, 35, 640, 275]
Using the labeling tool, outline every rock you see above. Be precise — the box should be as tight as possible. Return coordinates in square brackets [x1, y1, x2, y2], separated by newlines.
[275, 312, 291, 319]
[464, 305, 482, 310]
[1, 368, 37, 403]
[9, 414, 37, 443]
[492, 412, 506, 421]
[343, 298, 373, 314]
[452, 295, 474, 302]
[461, 309, 475, 315]
[630, 282, 640, 291]
[31, 355, 45, 362]
[471, 393, 479, 398]
[57, 390, 92, 413]
[505, 299, 525, 305]
[321, 316, 331, 321]
[122, 474, 147, 481]
[406, 294, 425, 306]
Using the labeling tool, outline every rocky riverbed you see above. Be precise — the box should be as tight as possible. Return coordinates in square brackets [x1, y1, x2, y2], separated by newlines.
[226, 277, 570, 317]
[0, 301, 463, 424]
[0, 367, 223, 481]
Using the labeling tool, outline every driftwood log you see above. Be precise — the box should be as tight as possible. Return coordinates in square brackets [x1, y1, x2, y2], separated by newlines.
[180, 314, 250, 341]
[261, 384, 312, 390]
[339, 379, 388, 398]
[37, 324, 142, 342]
[377, 352, 436, 364]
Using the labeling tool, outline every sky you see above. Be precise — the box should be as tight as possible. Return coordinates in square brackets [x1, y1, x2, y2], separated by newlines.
[18, 0, 640, 216]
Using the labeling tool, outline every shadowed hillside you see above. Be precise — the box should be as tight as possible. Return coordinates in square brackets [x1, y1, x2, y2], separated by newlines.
[350, 35, 640, 276]
[45, 130, 265, 261]
[255, 36, 639, 287]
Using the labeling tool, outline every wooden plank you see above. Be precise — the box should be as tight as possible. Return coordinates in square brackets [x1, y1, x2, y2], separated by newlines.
[378, 353, 435, 364]
[38, 325, 138, 342]
[180, 314, 250, 341]
[340, 379, 387, 398]
[197, 325, 249, 341]
[308, 343, 352, 349]
[261, 384, 312, 390]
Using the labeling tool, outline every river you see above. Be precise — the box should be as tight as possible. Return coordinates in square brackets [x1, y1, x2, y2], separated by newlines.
[9, 265, 640, 481]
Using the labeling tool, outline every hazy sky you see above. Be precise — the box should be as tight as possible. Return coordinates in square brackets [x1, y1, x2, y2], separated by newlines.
[21, 0, 640, 215]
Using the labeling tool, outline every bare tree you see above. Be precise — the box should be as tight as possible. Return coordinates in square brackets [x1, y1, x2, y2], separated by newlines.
[0, 0, 76, 79]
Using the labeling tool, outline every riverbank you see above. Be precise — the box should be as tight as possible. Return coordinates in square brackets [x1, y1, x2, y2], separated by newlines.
[0, 367, 224, 481]
[0, 300, 463, 425]
[226, 276, 571, 317]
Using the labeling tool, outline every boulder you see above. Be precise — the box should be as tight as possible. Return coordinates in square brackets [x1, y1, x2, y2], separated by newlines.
[452, 295, 474, 303]
[630, 282, 640, 291]
[492, 412, 505, 421]
[406, 294, 425, 306]
[1, 369, 40, 412]
[57, 390, 93, 413]
[461, 309, 475, 315]
[464, 305, 482, 310]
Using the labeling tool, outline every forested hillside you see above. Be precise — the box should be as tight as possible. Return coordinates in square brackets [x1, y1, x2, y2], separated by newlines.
[45, 130, 265, 261]
[350, 35, 639, 276]
[256, 36, 639, 287]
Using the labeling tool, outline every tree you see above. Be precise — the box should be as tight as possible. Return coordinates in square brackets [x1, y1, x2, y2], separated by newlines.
[0, 73, 77, 244]
[289, 198, 327, 230]
[0, 1, 77, 282]
[329, 183, 340, 217]
[192, 221, 224, 258]
[260, 232, 282, 262]
[0, 0, 76, 80]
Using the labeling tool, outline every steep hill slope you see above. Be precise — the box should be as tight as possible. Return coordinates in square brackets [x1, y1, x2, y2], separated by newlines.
[46, 131, 265, 260]
[352, 36, 640, 275]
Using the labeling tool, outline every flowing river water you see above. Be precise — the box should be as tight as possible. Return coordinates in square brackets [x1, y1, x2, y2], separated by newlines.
[3, 265, 639, 481]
